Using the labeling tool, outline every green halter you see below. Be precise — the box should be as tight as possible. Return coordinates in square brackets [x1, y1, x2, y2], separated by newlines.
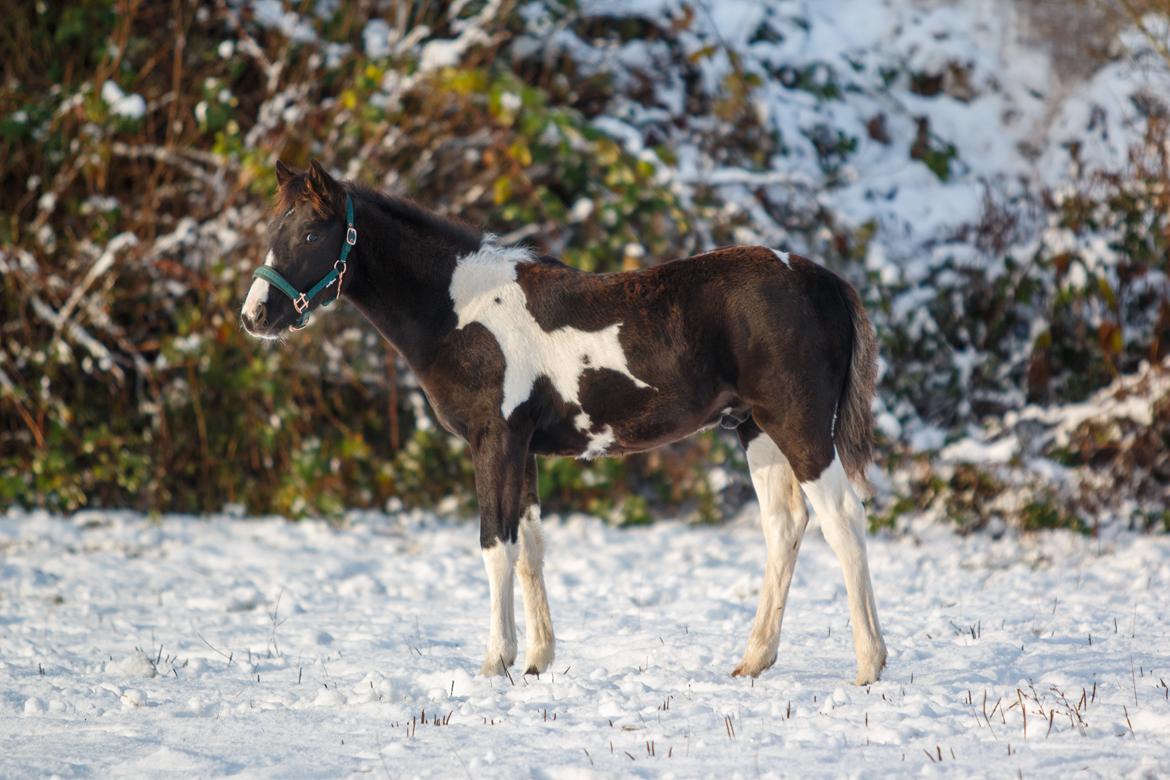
[252, 193, 356, 330]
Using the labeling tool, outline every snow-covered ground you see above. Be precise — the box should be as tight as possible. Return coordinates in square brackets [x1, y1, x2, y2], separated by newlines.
[2, 509, 1168, 777]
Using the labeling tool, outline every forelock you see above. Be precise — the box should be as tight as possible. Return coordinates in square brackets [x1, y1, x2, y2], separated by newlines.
[274, 176, 337, 220]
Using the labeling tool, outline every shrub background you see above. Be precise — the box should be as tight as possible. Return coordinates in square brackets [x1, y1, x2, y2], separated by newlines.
[2, 1, 1168, 530]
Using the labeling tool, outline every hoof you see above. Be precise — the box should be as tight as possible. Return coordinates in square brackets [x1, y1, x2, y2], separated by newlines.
[731, 649, 777, 678]
[522, 643, 555, 676]
[854, 645, 888, 685]
[479, 652, 516, 677]
[854, 669, 882, 686]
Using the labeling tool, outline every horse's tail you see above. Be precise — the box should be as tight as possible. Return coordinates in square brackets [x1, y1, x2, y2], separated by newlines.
[834, 275, 878, 492]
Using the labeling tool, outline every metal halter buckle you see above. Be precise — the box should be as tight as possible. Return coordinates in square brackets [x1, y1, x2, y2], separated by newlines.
[346, 227, 357, 246]
[292, 293, 310, 313]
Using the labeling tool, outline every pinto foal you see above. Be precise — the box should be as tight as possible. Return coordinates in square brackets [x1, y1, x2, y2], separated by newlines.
[242, 161, 887, 684]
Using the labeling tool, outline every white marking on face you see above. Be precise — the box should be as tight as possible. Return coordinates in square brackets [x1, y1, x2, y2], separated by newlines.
[242, 250, 276, 336]
[772, 249, 792, 269]
[450, 241, 653, 447]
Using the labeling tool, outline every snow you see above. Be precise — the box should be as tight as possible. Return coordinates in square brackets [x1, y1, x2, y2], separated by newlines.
[100, 81, 146, 120]
[248, 0, 316, 42]
[556, 0, 1170, 270]
[362, 18, 392, 59]
[3, 509, 1169, 776]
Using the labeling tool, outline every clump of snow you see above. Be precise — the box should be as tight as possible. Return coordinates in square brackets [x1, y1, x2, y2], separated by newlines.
[106, 651, 158, 679]
[100, 81, 146, 119]
[363, 18, 392, 59]
[248, 0, 316, 42]
[419, 37, 470, 71]
[120, 689, 146, 708]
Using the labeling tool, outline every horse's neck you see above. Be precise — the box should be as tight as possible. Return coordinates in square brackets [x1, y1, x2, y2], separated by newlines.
[343, 198, 475, 368]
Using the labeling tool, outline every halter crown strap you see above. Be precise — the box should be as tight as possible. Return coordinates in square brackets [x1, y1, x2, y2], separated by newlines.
[252, 192, 356, 329]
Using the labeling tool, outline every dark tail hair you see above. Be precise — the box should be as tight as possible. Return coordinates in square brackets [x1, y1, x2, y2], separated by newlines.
[834, 277, 878, 491]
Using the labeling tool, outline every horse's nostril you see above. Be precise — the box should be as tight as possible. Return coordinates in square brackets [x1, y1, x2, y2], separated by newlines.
[254, 302, 267, 327]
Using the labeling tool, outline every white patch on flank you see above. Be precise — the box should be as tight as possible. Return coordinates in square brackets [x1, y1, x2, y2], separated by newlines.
[772, 248, 792, 269]
[480, 540, 519, 675]
[800, 451, 887, 684]
[581, 426, 616, 459]
[241, 250, 276, 333]
[450, 240, 653, 453]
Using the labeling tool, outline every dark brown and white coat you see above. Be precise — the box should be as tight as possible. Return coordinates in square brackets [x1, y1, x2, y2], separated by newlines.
[242, 161, 887, 684]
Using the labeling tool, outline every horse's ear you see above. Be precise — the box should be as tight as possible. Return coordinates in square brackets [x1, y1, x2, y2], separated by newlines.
[307, 160, 337, 191]
[306, 159, 342, 212]
[275, 160, 296, 188]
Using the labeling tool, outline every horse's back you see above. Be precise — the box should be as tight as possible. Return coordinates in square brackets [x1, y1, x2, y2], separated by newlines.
[514, 246, 856, 448]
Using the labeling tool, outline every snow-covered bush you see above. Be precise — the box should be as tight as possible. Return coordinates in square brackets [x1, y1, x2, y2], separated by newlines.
[2, 0, 1167, 531]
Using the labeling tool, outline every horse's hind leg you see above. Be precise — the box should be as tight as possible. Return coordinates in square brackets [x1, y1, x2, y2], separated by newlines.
[516, 456, 555, 675]
[754, 406, 886, 685]
[732, 420, 809, 678]
[801, 455, 886, 684]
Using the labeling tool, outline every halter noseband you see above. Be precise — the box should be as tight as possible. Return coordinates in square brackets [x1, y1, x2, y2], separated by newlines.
[252, 193, 356, 331]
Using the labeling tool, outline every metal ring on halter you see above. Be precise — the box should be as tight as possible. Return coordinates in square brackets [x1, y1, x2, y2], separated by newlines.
[293, 293, 310, 313]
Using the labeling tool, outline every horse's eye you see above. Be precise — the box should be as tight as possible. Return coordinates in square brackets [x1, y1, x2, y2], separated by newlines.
[305, 232, 319, 243]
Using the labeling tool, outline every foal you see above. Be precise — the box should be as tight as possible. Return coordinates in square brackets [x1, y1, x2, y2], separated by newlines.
[242, 161, 887, 684]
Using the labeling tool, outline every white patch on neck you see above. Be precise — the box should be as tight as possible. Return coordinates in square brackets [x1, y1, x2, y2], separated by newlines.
[242, 249, 275, 323]
[772, 249, 792, 269]
[450, 240, 651, 454]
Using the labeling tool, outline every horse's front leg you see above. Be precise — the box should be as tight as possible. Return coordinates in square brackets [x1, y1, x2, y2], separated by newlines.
[471, 421, 530, 676]
[517, 455, 555, 675]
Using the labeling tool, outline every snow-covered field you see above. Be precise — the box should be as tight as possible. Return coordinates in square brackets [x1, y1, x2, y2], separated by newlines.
[2, 509, 1168, 777]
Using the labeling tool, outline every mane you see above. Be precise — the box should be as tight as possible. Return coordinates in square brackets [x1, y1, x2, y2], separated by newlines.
[345, 182, 483, 249]
[273, 177, 484, 250]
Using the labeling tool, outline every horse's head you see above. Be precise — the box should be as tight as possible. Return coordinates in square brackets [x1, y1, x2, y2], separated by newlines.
[241, 160, 355, 338]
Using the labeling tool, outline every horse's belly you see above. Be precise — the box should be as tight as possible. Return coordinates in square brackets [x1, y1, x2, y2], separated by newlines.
[610, 392, 743, 453]
[529, 378, 739, 459]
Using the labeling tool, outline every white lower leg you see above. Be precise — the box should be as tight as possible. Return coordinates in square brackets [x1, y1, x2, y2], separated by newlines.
[734, 436, 809, 678]
[802, 455, 886, 685]
[516, 505, 555, 674]
[480, 541, 518, 675]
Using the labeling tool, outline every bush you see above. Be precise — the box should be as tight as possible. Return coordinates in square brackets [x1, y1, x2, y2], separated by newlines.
[0, 1, 728, 520]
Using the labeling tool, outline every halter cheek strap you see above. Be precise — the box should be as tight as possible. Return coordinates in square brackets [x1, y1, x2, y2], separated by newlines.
[252, 193, 356, 331]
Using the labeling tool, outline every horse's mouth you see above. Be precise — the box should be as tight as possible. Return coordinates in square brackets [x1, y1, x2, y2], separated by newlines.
[240, 316, 284, 341]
